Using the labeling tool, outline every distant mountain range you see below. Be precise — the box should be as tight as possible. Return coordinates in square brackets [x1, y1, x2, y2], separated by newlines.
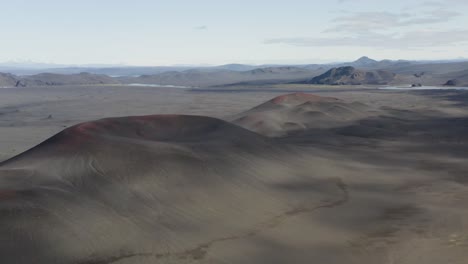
[117, 67, 324, 87]
[1, 56, 468, 87]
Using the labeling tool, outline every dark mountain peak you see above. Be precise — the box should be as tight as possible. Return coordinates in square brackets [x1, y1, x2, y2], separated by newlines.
[354, 56, 378, 65]
[332, 66, 356, 74]
[304, 66, 395, 85]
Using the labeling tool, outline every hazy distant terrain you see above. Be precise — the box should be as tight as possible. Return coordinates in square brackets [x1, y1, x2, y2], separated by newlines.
[1, 57, 468, 88]
[1, 57, 468, 264]
[118, 67, 325, 87]
[0, 72, 118, 87]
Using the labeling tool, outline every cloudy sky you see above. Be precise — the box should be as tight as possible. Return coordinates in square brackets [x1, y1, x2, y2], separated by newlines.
[1, 0, 468, 65]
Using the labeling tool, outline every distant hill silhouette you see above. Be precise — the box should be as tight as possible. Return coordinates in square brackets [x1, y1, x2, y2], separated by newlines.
[350, 56, 378, 67]
[0, 73, 18, 87]
[17, 72, 119, 86]
[0, 72, 119, 87]
[300, 66, 395, 85]
[1, 56, 468, 87]
[119, 66, 322, 87]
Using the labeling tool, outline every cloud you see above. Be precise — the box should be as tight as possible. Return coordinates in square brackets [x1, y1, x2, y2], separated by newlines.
[264, 30, 468, 48]
[339, 0, 468, 5]
[423, 1, 446, 7]
[424, 0, 468, 6]
[194, 25, 207, 30]
[265, 3, 465, 49]
[325, 9, 460, 33]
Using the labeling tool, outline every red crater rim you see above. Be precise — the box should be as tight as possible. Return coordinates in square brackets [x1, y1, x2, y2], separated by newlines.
[270, 93, 340, 105]
[68, 114, 206, 135]
[51, 114, 248, 148]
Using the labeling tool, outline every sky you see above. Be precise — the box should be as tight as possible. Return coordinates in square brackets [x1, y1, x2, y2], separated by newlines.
[1, 0, 468, 66]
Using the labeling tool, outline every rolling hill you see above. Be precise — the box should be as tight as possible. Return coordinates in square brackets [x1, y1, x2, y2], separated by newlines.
[0, 114, 342, 263]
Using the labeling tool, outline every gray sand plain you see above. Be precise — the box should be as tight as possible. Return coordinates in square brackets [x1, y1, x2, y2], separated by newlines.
[0, 85, 467, 263]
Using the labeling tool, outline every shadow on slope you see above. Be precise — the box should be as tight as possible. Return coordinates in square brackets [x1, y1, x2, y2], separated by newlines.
[0, 114, 346, 263]
[232, 93, 372, 137]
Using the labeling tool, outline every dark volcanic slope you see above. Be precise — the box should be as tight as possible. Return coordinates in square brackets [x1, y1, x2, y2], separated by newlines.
[301, 66, 396, 85]
[2, 93, 468, 263]
[232, 93, 370, 136]
[0, 114, 343, 263]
